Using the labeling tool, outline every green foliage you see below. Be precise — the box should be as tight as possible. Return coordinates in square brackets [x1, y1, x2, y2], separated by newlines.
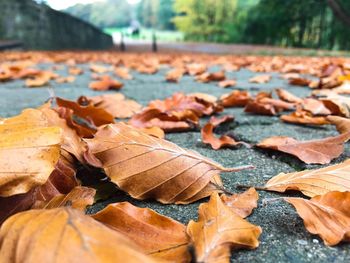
[64, 0, 132, 28]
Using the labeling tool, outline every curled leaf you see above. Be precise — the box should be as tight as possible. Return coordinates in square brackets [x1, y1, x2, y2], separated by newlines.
[285, 191, 350, 246]
[92, 202, 190, 262]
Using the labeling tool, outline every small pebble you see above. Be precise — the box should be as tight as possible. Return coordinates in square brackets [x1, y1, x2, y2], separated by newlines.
[313, 239, 319, 244]
[297, 239, 307, 245]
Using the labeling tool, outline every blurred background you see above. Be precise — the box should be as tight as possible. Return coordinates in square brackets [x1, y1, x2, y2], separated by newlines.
[1, 0, 350, 52]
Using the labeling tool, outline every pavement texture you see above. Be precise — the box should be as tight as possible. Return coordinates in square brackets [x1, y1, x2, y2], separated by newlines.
[1, 62, 349, 262]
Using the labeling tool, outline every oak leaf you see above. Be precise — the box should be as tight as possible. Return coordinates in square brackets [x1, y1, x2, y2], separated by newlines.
[84, 123, 251, 204]
[264, 159, 350, 197]
[92, 202, 190, 262]
[187, 193, 262, 263]
[0, 208, 157, 263]
[257, 132, 350, 164]
[285, 191, 350, 246]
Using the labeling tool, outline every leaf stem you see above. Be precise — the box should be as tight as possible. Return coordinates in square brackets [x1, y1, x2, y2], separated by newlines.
[221, 164, 255, 172]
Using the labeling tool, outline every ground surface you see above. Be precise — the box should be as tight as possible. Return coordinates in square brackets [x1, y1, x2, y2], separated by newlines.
[1, 63, 350, 262]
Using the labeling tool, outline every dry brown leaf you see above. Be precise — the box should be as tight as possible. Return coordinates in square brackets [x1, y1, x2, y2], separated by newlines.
[276, 88, 302, 103]
[249, 74, 271, 84]
[39, 105, 87, 162]
[220, 90, 251, 108]
[201, 116, 245, 150]
[280, 110, 330, 126]
[89, 75, 123, 91]
[220, 188, 259, 218]
[218, 79, 236, 88]
[89, 63, 110, 73]
[285, 191, 350, 246]
[56, 97, 115, 136]
[0, 208, 157, 263]
[0, 109, 62, 197]
[84, 123, 251, 204]
[244, 100, 277, 116]
[115, 67, 132, 80]
[88, 93, 142, 119]
[327, 115, 350, 134]
[166, 68, 185, 82]
[56, 76, 75, 84]
[257, 133, 350, 164]
[288, 77, 311, 86]
[33, 186, 95, 211]
[68, 67, 83, 75]
[139, 126, 165, 139]
[187, 193, 262, 263]
[92, 202, 190, 262]
[186, 63, 207, 76]
[321, 94, 350, 117]
[264, 159, 350, 197]
[302, 98, 331, 116]
[196, 71, 226, 83]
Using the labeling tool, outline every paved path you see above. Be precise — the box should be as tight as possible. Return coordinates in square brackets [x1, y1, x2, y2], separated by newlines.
[0, 62, 349, 262]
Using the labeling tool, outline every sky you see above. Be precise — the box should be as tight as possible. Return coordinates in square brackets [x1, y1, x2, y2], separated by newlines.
[45, 0, 141, 10]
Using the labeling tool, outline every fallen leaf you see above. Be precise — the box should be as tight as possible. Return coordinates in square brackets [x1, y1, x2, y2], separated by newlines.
[33, 186, 95, 210]
[166, 68, 185, 82]
[265, 159, 350, 197]
[0, 208, 157, 262]
[186, 63, 207, 76]
[249, 74, 271, 84]
[139, 126, 165, 139]
[88, 93, 142, 119]
[187, 193, 262, 262]
[84, 123, 251, 204]
[321, 94, 350, 117]
[220, 90, 251, 107]
[218, 79, 236, 88]
[201, 116, 245, 150]
[327, 115, 350, 134]
[276, 89, 302, 103]
[92, 202, 190, 262]
[68, 67, 83, 75]
[302, 98, 331, 116]
[89, 75, 123, 91]
[257, 133, 350, 164]
[196, 71, 226, 83]
[90, 63, 109, 73]
[115, 67, 132, 80]
[220, 187, 259, 218]
[280, 110, 330, 126]
[0, 109, 62, 197]
[285, 191, 350, 246]
[244, 100, 277, 116]
[55, 76, 75, 84]
[288, 77, 311, 86]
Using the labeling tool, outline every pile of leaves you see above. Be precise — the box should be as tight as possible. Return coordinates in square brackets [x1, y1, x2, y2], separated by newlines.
[2, 51, 350, 262]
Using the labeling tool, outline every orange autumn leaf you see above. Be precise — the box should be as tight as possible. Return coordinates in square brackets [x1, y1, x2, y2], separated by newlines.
[87, 93, 142, 119]
[186, 63, 207, 76]
[249, 74, 271, 84]
[166, 68, 185, 83]
[264, 159, 350, 197]
[244, 100, 277, 116]
[89, 63, 110, 73]
[56, 97, 115, 130]
[220, 188, 259, 218]
[84, 123, 252, 204]
[114, 67, 132, 80]
[55, 76, 75, 84]
[89, 75, 123, 91]
[0, 109, 62, 197]
[321, 94, 350, 117]
[285, 191, 350, 246]
[139, 126, 165, 139]
[302, 98, 331, 116]
[187, 193, 262, 263]
[288, 77, 311, 86]
[327, 115, 350, 134]
[276, 88, 302, 104]
[68, 67, 83, 75]
[196, 71, 226, 83]
[201, 115, 246, 150]
[92, 202, 190, 262]
[219, 90, 251, 108]
[33, 186, 95, 211]
[280, 110, 330, 126]
[257, 132, 350, 164]
[218, 79, 236, 88]
[0, 208, 157, 263]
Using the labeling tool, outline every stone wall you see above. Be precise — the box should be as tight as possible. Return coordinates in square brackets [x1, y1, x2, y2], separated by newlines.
[0, 0, 113, 50]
